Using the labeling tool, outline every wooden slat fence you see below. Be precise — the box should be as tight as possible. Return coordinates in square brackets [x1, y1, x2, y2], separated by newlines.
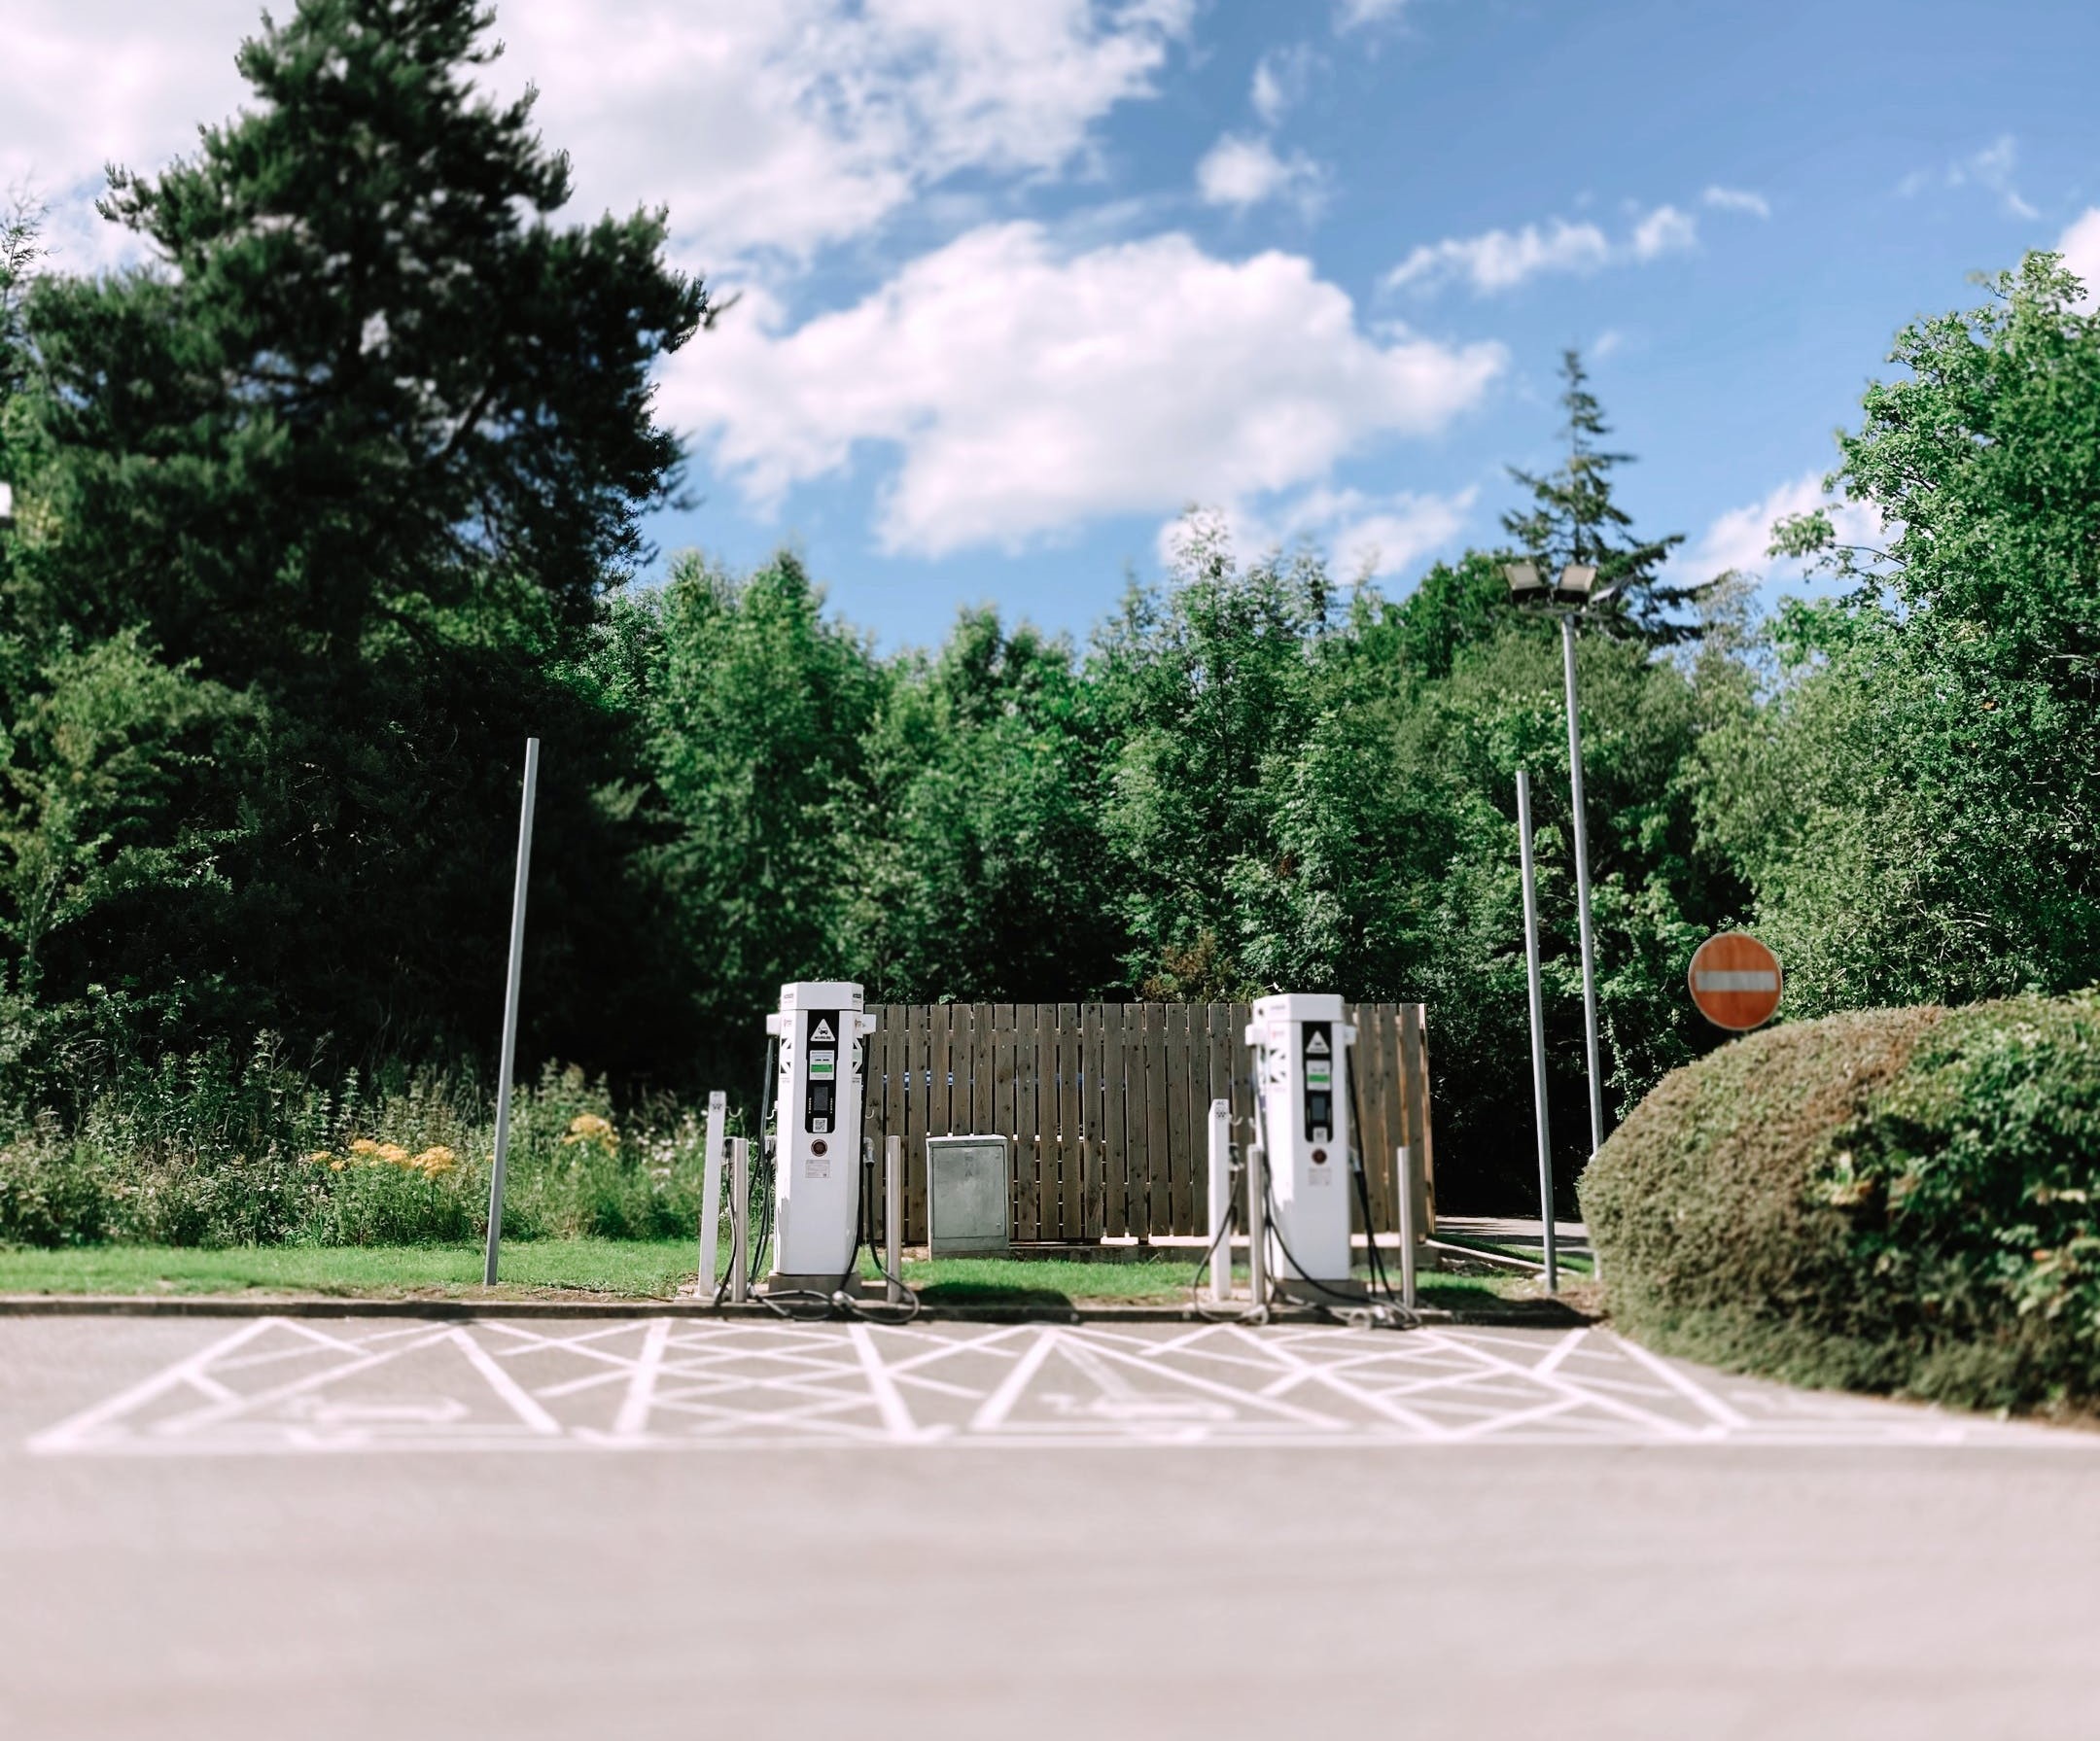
[860, 1002, 1434, 1245]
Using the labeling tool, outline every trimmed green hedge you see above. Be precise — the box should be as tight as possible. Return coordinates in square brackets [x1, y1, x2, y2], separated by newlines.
[1581, 992, 2100, 1411]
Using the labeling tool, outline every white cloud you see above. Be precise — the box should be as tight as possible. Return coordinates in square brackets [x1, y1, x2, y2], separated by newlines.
[1195, 133, 1324, 214]
[2056, 207, 2100, 312]
[1160, 486, 1474, 581]
[1629, 203, 1698, 261]
[1387, 201, 1711, 295]
[1335, 0, 1407, 30]
[1952, 134, 2039, 219]
[499, 0, 1199, 264]
[1681, 470, 1887, 584]
[1386, 219, 1611, 295]
[1249, 45, 1314, 127]
[0, 0, 1196, 269]
[676, 222, 1505, 555]
[1702, 185, 1770, 219]
[0, 0, 256, 268]
[1904, 133, 2039, 221]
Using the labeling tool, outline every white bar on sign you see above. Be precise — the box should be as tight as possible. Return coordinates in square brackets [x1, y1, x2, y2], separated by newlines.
[1696, 970, 1778, 992]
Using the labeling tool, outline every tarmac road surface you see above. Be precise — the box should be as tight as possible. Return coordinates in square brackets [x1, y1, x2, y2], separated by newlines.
[5, 1312, 2098, 1740]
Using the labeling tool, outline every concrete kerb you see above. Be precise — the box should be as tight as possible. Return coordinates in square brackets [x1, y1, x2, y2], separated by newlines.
[0, 1293, 1598, 1328]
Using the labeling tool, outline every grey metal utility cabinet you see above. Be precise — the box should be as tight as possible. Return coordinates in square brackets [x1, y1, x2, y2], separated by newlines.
[926, 1134, 1011, 1256]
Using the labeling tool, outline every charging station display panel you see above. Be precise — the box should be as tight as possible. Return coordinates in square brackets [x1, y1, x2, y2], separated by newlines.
[1302, 1022, 1334, 1143]
[804, 1009, 839, 1134]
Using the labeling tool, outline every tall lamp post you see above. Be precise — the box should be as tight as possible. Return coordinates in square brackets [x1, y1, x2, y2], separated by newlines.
[1503, 561, 1614, 1169]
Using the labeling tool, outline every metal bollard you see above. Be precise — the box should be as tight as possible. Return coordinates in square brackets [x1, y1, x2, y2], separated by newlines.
[1207, 1098, 1233, 1303]
[698, 1091, 726, 1299]
[885, 1134, 902, 1306]
[728, 1137, 750, 1306]
[1246, 1137, 1268, 1310]
[1396, 1144, 1418, 1312]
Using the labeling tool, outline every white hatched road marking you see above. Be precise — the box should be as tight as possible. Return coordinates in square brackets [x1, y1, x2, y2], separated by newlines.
[24, 1318, 2087, 1456]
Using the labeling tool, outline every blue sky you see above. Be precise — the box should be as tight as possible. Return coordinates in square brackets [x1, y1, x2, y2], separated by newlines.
[9, 0, 2100, 648]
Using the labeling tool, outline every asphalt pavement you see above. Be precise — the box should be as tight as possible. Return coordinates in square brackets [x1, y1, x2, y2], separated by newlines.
[5, 1313, 2098, 1740]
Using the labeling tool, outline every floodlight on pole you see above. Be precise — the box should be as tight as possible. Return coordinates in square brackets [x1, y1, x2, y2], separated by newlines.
[1503, 560, 1546, 600]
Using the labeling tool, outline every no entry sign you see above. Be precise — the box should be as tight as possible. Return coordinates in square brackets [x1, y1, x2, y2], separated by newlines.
[1688, 932, 1782, 1030]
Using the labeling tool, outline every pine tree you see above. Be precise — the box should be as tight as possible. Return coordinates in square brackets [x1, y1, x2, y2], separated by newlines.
[1503, 350, 1698, 644]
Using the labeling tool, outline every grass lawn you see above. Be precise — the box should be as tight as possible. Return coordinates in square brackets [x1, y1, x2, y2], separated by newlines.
[0, 1238, 1540, 1310]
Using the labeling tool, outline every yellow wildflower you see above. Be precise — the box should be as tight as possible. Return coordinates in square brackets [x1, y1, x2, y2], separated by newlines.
[562, 1113, 618, 1154]
[411, 1145, 457, 1177]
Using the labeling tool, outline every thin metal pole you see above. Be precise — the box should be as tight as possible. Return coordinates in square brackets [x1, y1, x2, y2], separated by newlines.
[482, 737, 539, 1286]
[1559, 615, 1606, 1166]
[728, 1137, 750, 1305]
[1396, 1144, 1418, 1310]
[885, 1134, 902, 1306]
[1518, 769, 1558, 1294]
[698, 1091, 726, 1299]
[1207, 1097, 1233, 1303]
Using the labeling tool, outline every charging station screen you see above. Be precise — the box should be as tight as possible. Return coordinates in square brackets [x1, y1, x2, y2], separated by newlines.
[1302, 1021, 1333, 1141]
[805, 1010, 839, 1133]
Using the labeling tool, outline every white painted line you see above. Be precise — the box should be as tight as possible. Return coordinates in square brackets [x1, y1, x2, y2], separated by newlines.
[1533, 1328, 1590, 1376]
[611, 1318, 674, 1438]
[28, 1318, 2100, 1457]
[1606, 1334, 1753, 1430]
[26, 1316, 282, 1453]
[967, 1325, 1065, 1433]
[1409, 1328, 1719, 1443]
[155, 1325, 459, 1439]
[847, 1321, 940, 1443]
[447, 1326, 563, 1436]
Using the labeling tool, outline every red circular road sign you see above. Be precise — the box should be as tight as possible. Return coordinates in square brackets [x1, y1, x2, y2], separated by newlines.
[1688, 932, 1783, 1030]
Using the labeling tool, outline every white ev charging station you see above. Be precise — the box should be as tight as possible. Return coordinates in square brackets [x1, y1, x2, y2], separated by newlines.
[763, 981, 876, 1290]
[1245, 992, 1358, 1297]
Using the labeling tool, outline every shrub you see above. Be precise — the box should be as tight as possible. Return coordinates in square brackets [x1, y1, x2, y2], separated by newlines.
[1581, 992, 2100, 1410]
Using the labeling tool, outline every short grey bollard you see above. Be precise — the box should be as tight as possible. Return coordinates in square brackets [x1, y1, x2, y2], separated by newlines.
[728, 1137, 750, 1306]
[885, 1133, 902, 1305]
[1246, 1138, 1268, 1310]
[698, 1091, 726, 1299]
[1207, 1097, 1233, 1303]
[1396, 1144, 1418, 1311]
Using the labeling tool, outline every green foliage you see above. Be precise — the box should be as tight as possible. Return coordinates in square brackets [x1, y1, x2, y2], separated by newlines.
[1093, 518, 1334, 998]
[2, 0, 704, 1080]
[622, 552, 885, 1058]
[852, 606, 1120, 1000]
[1583, 994, 2100, 1411]
[1708, 258, 2100, 1012]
